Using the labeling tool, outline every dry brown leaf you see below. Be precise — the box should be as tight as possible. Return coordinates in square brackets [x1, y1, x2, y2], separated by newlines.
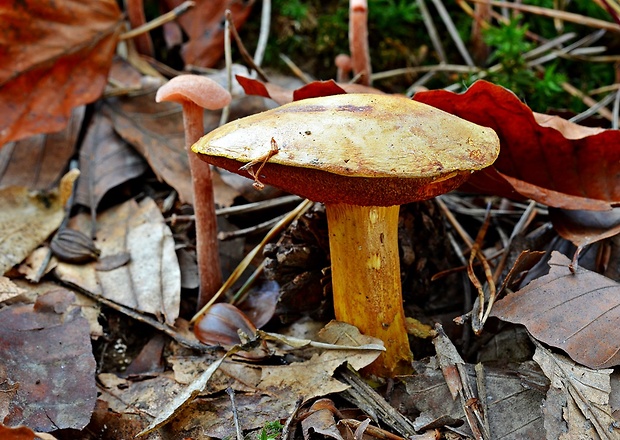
[0, 424, 36, 440]
[139, 323, 382, 438]
[75, 112, 147, 210]
[549, 207, 620, 250]
[164, 0, 253, 68]
[0, 289, 97, 432]
[0, 277, 26, 303]
[302, 406, 344, 440]
[533, 340, 618, 439]
[491, 252, 620, 369]
[103, 83, 194, 204]
[0, 186, 64, 275]
[401, 359, 546, 439]
[0, 107, 84, 189]
[0, 0, 122, 144]
[54, 198, 181, 325]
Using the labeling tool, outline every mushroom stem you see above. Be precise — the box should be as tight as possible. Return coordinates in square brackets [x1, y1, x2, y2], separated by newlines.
[326, 203, 412, 377]
[349, 0, 372, 86]
[182, 103, 223, 308]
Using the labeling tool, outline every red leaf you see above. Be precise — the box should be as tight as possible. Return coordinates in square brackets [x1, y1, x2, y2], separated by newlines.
[0, 0, 123, 145]
[293, 80, 348, 101]
[414, 81, 620, 210]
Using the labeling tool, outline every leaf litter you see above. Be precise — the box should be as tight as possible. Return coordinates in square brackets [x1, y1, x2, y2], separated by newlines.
[1, 1, 620, 439]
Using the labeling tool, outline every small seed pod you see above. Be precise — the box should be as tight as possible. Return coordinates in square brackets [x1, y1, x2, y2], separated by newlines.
[50, 228, 101, 264]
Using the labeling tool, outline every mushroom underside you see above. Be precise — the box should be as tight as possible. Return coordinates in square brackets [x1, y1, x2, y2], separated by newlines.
[198, 155, 472, 206]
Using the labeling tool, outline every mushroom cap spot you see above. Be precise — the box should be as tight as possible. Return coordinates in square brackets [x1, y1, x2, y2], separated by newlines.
[193, 93, 500, 205]
[156, 74, 232, 110]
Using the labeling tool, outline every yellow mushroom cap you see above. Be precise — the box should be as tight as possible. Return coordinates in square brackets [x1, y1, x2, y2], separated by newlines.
[193, 93, 500, 206]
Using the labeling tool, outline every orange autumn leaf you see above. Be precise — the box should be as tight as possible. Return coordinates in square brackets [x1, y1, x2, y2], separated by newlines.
[0, 0, 123, 145]
[414, 81, 620, 210]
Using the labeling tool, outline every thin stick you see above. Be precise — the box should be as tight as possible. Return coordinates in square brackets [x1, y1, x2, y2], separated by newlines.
[253, 0, 271, 66]
[279, 54, 313, 83]
[190, 199, 314, 325]
[429, 0, 475, 66]
[120, 1, 195, 40]
[220, 11, 232, 127]
[468, 0, 620, 33]
[417, 0, 447, 63]
[225, 10, 269, 82]
[227, 388, 244, 440]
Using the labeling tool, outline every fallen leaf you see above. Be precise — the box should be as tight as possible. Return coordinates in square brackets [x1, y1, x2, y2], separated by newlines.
[0, 289, 97, 432]
[533, 340, 618, 439]
[0, 424, 35, 440]
[103, 78, 238, 204]
[0, 107, 84, 189]
[491, 251, 620, 369]
[54, 198, 181, 325]
[0, 0, 122, 144]
[0, 186, 64, 275]
[549, 207, 620, 249]
[75, 113, 147, 210]
[401, 358, 546, 439]
[0, 277, 26, 303]
[413, 81, 620, 210]
[302, 404, 343, 440]
[164, 0, 253, 68]
[139, 322, 382, 438]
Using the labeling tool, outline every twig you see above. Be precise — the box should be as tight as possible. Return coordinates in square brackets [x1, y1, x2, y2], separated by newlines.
[120, 1, 195, 40]
[227, 388, 244, 440]
[371, 64, 478, 82]
[417, 0, 447, 63]
[468, 0, 620, 33]
[218, 214, 285, 240]
[225, 10, 269, 82]
[282, 398, 303, 440]
[190, 199, 314, 325]
[430, 0, 475, 66]
[220, 9, 232, 126]
[279, 53, 313, 84]
[57, 276, 220, 353]
[253, 0, 271, 67]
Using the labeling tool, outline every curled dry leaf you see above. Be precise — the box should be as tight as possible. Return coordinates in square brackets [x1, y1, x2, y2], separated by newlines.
[492, 251, 620, 369]
[548, 207, 620, 249]
[193, 303, 257, 346]
[0, 0, 123, 144]
[413, 81, 620, 210]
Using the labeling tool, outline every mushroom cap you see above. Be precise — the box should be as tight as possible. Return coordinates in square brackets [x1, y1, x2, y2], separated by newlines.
[192, 93, 500, 206]
[156, 74, 231, 110]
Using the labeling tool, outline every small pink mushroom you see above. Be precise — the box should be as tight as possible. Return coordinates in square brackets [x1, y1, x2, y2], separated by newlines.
[349, 0, 372, 86]
[335, 54, 352, 83]
[156, 75, 231, 309]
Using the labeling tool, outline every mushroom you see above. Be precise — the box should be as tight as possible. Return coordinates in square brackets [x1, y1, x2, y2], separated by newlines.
[192, 93, 500, 376]
[349, 0, 371, 85]
[156, 75, 232, 309]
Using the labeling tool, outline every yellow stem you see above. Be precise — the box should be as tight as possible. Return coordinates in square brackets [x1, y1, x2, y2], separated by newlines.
[326, 203, 412, 377]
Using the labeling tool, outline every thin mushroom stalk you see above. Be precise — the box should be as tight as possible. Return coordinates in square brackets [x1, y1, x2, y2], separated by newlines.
[156, 75, 231, 309]
[192, 93, 500, 377]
